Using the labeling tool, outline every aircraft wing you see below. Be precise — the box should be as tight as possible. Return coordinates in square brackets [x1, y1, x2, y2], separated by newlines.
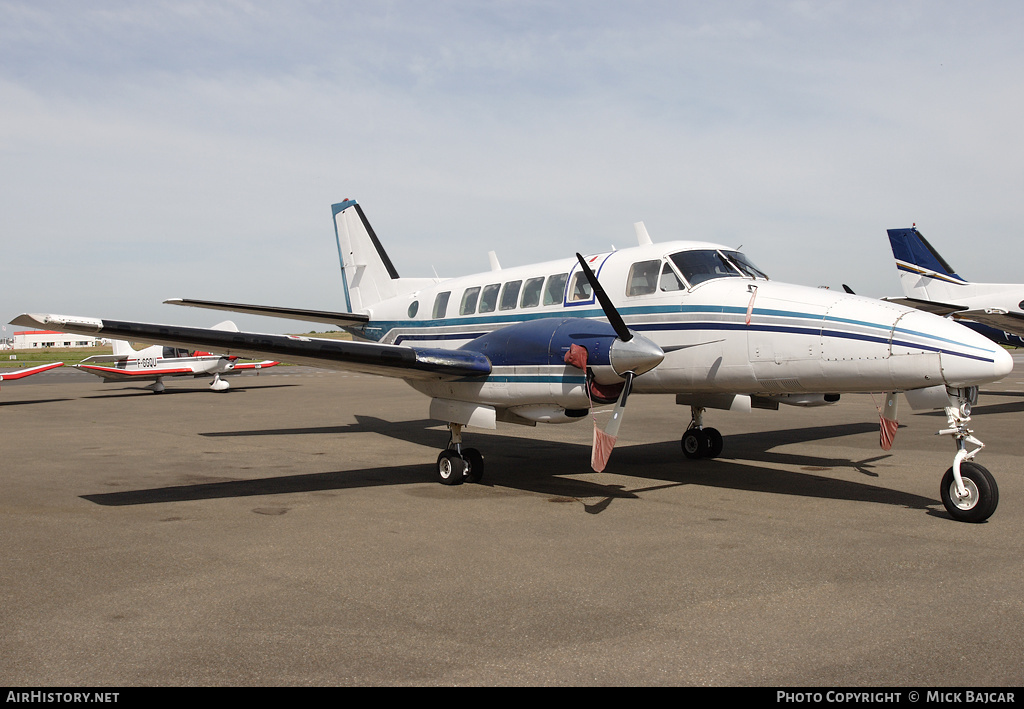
[0, 361, 64, 380]
[229, 360, 279, 370]
[951, 308, 1024, 337]
[72, 364, 196, 381]
[10, 314, 490, 381]
[164, 298, 370, 328]
[881, 296, 966, 317]
[881, 297, 1024, 337]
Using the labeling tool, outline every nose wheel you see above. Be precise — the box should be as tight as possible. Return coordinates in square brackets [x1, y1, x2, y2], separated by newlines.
[938, 388, 998, 523]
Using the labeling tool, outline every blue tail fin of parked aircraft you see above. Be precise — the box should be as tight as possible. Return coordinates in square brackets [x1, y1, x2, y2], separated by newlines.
[886, 226, 1024, 347]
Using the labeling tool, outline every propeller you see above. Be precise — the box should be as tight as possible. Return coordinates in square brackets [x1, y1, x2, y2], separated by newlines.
[575, 253, 632, 342]
[573, 253, 664, 472]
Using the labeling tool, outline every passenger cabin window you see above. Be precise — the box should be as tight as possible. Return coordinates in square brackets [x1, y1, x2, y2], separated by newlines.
[568, 271, 593, 302]
[543, 273, 568, 305]
[460, 287, 480, 315]
[499, 280, 522, 310]
[660, 263, 684, 291]
[627, 260, 660, 296]
[479, 284, 500, 313]
[432, 291, 451, 319]
[520, 277, 544, 308]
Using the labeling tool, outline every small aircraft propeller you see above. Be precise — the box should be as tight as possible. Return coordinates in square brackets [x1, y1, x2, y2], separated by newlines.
[575, 253, 632, 342]
[574, 253, 664, 471]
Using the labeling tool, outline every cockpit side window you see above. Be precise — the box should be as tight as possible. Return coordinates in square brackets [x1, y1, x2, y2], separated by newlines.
[660, 263, 684, 291]
[669, 250, 742, 286]
[626, 260, 660, 296]
[568, 271, 593, 301]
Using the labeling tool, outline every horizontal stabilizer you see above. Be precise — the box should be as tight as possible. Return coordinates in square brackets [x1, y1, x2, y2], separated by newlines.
[164, 299, 370, 328]
[11, 313, 490, 381]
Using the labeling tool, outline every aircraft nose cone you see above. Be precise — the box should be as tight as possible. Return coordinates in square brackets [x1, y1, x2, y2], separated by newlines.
[609, 332, 665, 377]
[913, 313, 1016, 387]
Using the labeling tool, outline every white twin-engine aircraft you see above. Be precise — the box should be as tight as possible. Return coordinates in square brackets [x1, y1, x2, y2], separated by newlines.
[11, 199, 1014, 522]
[73, 332, 278, 392]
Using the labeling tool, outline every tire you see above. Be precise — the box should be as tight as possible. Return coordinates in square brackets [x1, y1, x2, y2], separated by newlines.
[681, 429, 706, 459]
[940, 462, 998, 523]
[437, 450, 467, 485]
[704, 428, 724, 458]
[462, 448, 485, 484]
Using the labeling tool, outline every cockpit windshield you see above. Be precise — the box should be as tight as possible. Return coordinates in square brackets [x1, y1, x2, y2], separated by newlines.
[721, 250, 769, 280]
[668, 249, 769, 286]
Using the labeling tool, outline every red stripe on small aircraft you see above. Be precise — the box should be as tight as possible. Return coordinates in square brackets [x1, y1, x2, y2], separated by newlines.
[78, 365, 195, 376]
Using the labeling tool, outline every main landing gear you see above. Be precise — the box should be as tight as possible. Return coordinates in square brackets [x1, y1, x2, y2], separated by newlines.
[436, 423, 485, 485]
[681, 406, 723, 460]
[938, 387, 998, 523]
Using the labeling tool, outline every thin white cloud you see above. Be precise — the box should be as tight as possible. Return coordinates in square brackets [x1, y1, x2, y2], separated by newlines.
[2, 1, 1023, 329]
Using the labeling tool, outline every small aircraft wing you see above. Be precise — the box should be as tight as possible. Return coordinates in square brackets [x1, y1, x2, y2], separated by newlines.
[0, 361, 64, 380]
[229, 360, 280, 370]
[164, 298, 370, 328]
[10, 314, 490, 381]
[72, 364, 196, 381]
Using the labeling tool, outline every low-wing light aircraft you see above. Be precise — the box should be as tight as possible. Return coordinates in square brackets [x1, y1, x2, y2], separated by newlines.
[887, 226, 1024, 347]
[11, 200, 1015, 522]
[72, 331, 278, 392]
[0, 361, 64, 390]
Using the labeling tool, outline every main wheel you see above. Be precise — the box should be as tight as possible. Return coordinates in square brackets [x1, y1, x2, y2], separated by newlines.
[436, 450, 467, 485]
[681, 429, 707, 459]
[462, 448, 485, 484]
[940, 462, 998, 523]
[704, 428, 723, 458]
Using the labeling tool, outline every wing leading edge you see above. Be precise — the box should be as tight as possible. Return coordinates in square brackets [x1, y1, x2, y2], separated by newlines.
[9, 314, 491, 381]
[164, 298, 370, 328]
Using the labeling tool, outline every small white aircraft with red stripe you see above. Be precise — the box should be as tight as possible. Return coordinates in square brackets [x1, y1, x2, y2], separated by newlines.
[0, 361, 64, 390]
[73, 327, 277, 393]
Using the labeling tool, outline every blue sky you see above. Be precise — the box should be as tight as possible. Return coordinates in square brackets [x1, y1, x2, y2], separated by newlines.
[3, 1, 1023, 332]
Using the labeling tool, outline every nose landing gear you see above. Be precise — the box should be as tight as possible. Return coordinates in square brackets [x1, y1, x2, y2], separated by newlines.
[938, 387, 998, 523]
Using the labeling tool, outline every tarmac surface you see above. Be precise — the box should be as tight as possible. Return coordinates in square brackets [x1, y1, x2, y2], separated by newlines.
[2, 360, 1024, 686]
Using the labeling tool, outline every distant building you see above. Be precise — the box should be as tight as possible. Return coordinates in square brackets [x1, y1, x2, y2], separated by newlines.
[11, 330, 100, 349]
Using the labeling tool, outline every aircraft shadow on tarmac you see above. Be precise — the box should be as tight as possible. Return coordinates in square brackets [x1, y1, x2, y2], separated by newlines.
[82, 417, 939, 516]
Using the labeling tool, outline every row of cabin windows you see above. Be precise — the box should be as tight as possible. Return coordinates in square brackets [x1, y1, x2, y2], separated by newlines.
[428, 273, 574, 319]
[417, 252, 767, 319]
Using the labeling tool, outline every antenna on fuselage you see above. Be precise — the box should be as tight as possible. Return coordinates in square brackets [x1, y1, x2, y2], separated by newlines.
[634, 222, 653, 246]
[488, 251, 501, 271]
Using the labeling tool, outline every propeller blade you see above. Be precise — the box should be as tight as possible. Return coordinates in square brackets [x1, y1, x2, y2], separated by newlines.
[575, 253, 632, 342]
[591, 371, 635, 473]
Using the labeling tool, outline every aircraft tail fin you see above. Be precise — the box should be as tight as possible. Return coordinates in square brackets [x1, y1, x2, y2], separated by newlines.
[332, 200, 404, 312]
[887, 227, 968, 302]
[111, 339, 137, 356]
